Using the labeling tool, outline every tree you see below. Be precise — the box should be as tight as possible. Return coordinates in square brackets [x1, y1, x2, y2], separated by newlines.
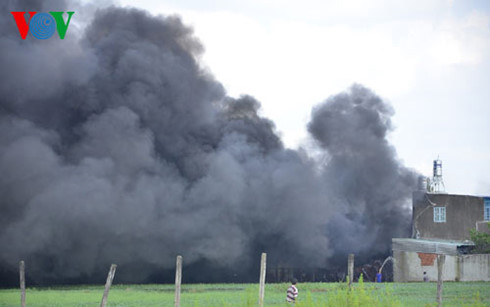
[469, 223, 490, 254]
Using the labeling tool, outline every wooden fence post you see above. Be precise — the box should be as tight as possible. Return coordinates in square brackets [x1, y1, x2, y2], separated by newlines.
[19, 260, 25, 307]
[436, 255, 445, 307]
[100, 264, 117, 307]
[259, 253, 267, 307]
[348, 254, 354, 287]
[174, 255, 183, 307]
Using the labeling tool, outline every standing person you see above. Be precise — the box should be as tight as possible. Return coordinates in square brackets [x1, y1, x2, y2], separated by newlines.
[286, 278, 298, 303]
[423, 271, 429, 282]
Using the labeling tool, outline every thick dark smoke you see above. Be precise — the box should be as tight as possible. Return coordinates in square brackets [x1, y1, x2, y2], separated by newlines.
[0, 0, 417, 286]
[308, 84, 417, 264]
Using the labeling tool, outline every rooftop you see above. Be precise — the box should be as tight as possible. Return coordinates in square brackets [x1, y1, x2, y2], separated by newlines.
[392, 238, 474, 255]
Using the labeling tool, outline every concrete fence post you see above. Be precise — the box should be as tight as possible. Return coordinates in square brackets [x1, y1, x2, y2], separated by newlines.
[348, 254, 354, 287]
[100, 264, 117, 307]
[19, 261, 26, 307]
[436, 255, 445, 307]
[174, 255, 183, 307]
[259, 253, 267, 307]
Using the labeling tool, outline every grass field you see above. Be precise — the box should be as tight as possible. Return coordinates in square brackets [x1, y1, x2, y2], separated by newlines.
[0, 281, 488, 306]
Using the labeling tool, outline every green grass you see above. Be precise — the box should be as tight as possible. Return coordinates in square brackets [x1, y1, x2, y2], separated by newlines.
[0, 281, 488, 306]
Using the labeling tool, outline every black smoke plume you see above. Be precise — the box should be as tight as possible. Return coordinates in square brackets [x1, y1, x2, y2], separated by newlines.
[308, 84, 417, 265]
[0, 0, 417, 286]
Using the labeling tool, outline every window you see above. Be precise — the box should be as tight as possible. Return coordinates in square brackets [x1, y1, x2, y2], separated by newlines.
[484, 198, 490, 221]
[434, 207, 446, 223]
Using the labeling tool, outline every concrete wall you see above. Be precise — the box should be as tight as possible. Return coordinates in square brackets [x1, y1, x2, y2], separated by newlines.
[393, 250, 457, 282]
[459, 254, 490, 281]
[394, 250, 490, 282]
[412, 192, 486, 241]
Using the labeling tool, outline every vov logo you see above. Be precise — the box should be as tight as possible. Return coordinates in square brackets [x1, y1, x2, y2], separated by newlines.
[11, 11, 75, 40]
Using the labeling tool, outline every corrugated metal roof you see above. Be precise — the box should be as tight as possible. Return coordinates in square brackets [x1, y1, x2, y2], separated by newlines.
[392, 238, 474, 255]
[425, 192, 489, 198]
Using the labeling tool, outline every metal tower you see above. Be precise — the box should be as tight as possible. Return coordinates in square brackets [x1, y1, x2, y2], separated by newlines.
[430, 158, 446, 193]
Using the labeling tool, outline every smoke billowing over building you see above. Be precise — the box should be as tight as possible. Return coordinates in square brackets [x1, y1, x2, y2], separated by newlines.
[0, 0, 418, 286]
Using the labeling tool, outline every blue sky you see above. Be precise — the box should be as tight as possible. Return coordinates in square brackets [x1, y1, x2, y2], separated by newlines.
[108, 0, 490, 196]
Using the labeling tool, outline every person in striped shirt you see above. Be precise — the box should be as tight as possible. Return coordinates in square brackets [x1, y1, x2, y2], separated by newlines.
[286, 278, 298, 303]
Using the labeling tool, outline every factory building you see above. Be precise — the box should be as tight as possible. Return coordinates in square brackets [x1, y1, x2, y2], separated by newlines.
[392, 159, 490, 282]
